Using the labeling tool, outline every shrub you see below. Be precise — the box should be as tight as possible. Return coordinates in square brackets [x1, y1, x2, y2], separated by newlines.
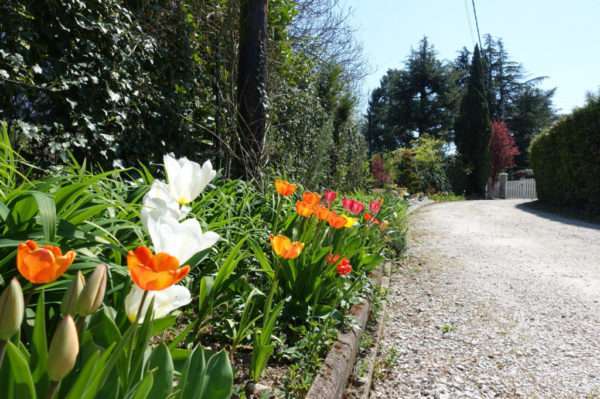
[371, 153, 391, 187]
[530, 96, 600, 214]
[490, 120, 519, 182]
[388, 136, 450, 194]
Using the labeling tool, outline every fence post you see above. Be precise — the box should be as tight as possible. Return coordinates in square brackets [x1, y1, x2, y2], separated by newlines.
[499, 173, 508, 199]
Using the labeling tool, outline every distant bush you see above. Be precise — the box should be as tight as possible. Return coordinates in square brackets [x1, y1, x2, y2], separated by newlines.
[430, 192, 465, 202]
[388, 136, 450, 194]
[530, 96, 600, 214]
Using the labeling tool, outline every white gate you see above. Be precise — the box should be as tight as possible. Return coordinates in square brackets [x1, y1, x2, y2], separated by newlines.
[505, 178, 537, 199]
[487, 174, 537, 199]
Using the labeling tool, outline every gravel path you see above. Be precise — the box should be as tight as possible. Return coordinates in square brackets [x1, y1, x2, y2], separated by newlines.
[372, 200, 600, 399]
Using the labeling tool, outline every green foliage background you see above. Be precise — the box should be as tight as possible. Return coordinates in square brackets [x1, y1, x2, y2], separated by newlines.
[530, 96, 600, 215]
[0, 0, 368, 190]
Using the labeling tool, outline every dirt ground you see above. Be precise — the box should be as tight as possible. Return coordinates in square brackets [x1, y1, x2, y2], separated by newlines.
[371, 200, 600, 398]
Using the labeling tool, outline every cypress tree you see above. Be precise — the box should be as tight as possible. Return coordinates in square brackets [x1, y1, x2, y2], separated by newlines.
[454, 45, 492, 196]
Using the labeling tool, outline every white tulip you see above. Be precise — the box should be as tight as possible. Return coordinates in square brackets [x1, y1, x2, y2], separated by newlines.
[125, 285, 191, 323]
[164, 154, 217, 205]
[147, 216, 220, 263]
[141, 180, 189, 229]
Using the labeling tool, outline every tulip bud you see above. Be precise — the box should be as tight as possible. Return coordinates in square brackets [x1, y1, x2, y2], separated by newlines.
[61, 272, 85, 316]
[48, 315, 79, 381]
[78, 264, 107, 316]
[0, 278, 25, 340]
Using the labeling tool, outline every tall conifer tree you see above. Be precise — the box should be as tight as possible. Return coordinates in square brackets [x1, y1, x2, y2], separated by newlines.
[454, 45, 492, 196]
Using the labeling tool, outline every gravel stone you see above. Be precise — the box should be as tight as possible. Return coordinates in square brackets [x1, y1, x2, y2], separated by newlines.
[371, 200, 600, 399]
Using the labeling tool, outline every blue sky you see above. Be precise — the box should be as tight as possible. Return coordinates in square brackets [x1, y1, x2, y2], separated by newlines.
[342, 0, 600, 114]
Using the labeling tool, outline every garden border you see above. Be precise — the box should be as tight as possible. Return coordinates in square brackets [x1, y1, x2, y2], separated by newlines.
[305, 262, 390, 399]
[305, 199, 431, 399]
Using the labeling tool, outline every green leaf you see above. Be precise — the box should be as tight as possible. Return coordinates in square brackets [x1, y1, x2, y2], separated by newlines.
[0, 201, 9, 221]
[30, 191, 57, 242]
[31, 292, 48, 382]
[88, 308, 122, 349]
[202, 350, 233, 399]
[66, 204, 109, 225]
[178, 347, 233, 399]
[129, 372, 154, 399]
[250, 241, 274, 280]
[5, 341, 37, 399]
[0, 239, 20, 249]
[178, 345, 206, 399]
[65, 350, 102, 399]
[150, 316, 176, 336]
[147, 344, 173, 399]
[213, 237, 248, 292]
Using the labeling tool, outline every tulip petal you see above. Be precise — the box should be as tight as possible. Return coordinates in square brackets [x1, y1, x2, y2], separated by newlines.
[141, 180, 188, 229]
[17, 241, 75, 284]
[148, 217, 219, 263]
[125, 285, 192, 323]
[163, 154, 216, 205]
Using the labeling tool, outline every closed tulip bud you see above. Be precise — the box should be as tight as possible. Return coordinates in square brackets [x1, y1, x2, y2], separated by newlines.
[48, 316, 79, 381]
[0, 278, 24, 340]
[61, 272, 85, 316]
[78, 264, 107, 316]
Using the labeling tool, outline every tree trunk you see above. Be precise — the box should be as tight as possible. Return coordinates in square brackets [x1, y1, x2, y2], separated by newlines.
[235, 0, 268, 179]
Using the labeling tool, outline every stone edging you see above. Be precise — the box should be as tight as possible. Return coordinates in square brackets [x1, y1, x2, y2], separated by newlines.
[305, 200, 425, 399]
[358, 262, 392, 399]
[305, 263, 389, 399]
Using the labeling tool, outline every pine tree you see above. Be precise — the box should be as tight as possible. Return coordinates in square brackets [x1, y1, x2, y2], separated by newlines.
[454, 45, 492, 196]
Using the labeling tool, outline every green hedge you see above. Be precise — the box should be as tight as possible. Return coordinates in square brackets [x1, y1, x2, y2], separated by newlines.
[530, 98, 600, 214]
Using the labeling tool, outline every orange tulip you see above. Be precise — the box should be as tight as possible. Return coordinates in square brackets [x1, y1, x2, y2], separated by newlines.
[127, 246, 189, 291]
[296, 200, 315, 218]
[364, 213, 381, 225]
[302, 192, 321, 206]
[327, 212, 347, 229]
[17, 240, 75, 284]
[275, 179, 297, 196]
[315, 205, 331, 221]
[270, 235, 304, 260]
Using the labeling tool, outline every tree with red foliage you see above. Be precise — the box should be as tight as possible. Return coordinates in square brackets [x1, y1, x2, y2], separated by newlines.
[371, 154, 391, 187]
[490, 120, 520, 182]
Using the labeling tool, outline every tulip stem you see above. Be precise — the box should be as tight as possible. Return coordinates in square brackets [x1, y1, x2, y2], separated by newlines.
[135, 290, 149, 323]
[46, 380, 60, 399]
[0, 340, 6, 369]
[75, 316, 86, 341]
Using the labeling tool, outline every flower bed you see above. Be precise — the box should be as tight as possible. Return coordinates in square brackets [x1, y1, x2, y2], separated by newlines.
[0, 135, 407, 398]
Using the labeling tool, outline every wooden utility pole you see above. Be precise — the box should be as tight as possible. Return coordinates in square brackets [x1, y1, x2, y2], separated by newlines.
[236, 0, 268, 179]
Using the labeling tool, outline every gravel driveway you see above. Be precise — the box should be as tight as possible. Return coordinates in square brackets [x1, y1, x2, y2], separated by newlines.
[372, 200, 600, 398]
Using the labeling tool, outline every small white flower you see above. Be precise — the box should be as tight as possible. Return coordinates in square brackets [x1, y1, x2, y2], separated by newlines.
[147, 216, 220, 263]
[141, 180, 190, 229]
[125, 284, 191, 323]
[164, 154, 216, 205]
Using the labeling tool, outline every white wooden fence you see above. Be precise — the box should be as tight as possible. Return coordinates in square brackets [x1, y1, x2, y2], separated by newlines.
[487, 174, 537, 199]
[505, 178, 537, 199]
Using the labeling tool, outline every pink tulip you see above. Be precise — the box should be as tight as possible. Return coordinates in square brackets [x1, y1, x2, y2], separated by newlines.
[369, 199, 383, 215]
[324, 190, 337, 206]
[342, 198, 365, 215]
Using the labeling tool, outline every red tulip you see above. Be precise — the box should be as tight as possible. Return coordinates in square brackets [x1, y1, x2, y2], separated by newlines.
[342, 198, 365, 215]
[323, 190, 337, 206]
[325, 253, 341, 265]
[336, 258, 352, 276]
[369, 199, 383, 215]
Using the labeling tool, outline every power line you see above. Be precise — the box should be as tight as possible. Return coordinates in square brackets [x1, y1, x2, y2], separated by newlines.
[471, 0, 483, 49]
[464, 0, 476, 47]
